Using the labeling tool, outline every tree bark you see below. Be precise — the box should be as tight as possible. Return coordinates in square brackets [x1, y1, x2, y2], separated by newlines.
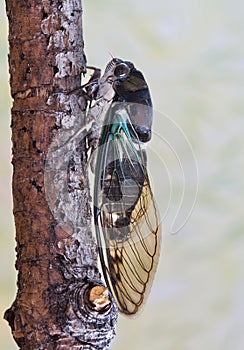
[4, 0, 117, 349]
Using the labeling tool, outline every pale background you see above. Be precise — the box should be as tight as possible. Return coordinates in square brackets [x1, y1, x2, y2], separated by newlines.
[1, 0, 244, 349]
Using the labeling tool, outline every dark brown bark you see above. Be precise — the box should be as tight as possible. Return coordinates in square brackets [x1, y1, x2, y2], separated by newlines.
[4, 0, 117, 349]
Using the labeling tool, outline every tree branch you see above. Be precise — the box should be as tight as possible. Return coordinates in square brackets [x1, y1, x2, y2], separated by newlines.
[4, 0, 118, 348]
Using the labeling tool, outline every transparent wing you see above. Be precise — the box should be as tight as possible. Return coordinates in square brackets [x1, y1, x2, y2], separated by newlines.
[94, 102, 161, 315]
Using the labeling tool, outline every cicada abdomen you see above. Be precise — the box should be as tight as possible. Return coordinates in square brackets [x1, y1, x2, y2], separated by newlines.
[94, 58, 161, 315]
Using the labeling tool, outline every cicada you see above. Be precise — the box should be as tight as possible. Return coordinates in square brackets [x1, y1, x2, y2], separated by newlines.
[91, 58, 161, 316]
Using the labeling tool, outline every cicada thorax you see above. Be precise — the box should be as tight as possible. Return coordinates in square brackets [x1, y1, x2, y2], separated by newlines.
[93, 58, 161, 315]
[86, 58, 153, 150]
[112, 61, 153, 144]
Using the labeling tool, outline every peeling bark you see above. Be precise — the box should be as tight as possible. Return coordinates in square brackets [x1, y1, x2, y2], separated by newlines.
[4, 0, 118, 349]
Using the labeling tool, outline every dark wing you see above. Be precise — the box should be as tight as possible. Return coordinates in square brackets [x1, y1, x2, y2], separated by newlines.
[94, 103, 161, 315]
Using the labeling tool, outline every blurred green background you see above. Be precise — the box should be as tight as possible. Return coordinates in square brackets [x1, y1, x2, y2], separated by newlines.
[1, 0, 244, 349]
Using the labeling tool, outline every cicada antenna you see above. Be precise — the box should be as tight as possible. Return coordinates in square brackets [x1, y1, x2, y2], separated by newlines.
[108, 52, 115, 59]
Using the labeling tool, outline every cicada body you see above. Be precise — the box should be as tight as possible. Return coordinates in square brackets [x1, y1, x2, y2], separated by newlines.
[93, 58, 161, 315]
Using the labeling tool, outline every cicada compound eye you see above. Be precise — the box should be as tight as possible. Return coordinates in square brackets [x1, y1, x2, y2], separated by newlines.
[114, 63, 130, 79]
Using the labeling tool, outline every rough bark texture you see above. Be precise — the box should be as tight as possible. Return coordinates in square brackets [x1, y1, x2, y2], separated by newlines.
[4, 0, 118, 349]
